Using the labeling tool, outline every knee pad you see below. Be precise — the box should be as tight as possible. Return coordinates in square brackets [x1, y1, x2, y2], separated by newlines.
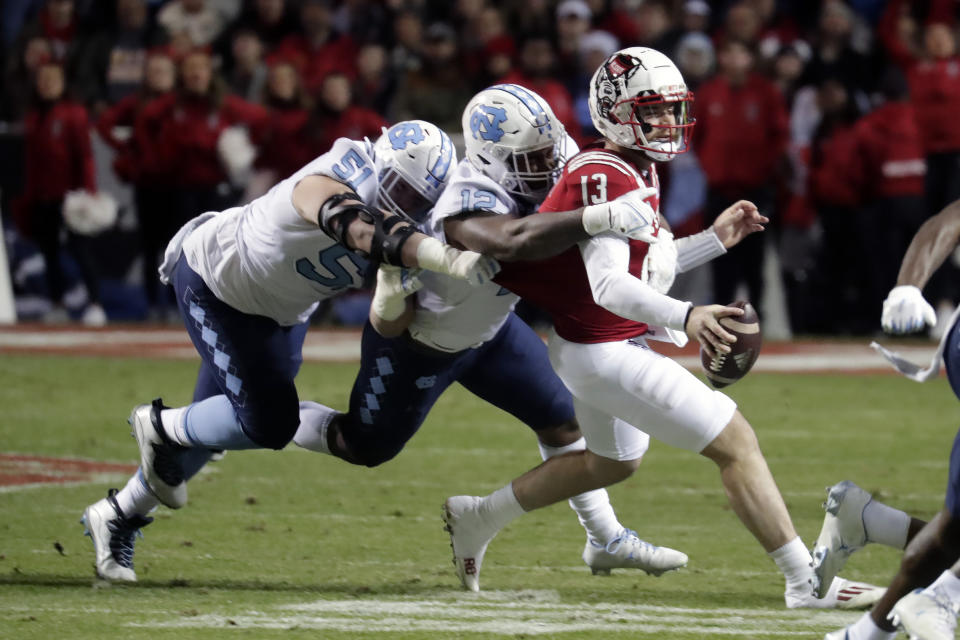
[240, 405, 300, 450]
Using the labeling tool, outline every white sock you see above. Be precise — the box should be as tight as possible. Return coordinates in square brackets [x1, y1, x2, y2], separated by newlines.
[927, 569, 960, 604]
[862, 500, 911, 549]
[538, 437, 622, 545]
[478, 483, 526, 532]
[113, 472, 159, 518]
[160, 407, 189, 445]
[848, 612, 897, 640]
[292, 402, 341, 455]
[769, 536, 814, 593]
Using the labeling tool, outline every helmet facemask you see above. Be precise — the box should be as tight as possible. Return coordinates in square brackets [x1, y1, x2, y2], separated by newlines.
[498, 133, 567, 203]
[376, 165, 434, 224]
[609, 91, 694, 162]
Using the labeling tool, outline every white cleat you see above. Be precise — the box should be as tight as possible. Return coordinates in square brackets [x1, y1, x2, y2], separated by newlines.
[442, 496, 499, 592]
[889, 588, 959, 640]
[823, 628, 852, 640]
[812, 480, 873, 597]
[80, 489, 153, 581]
[583, 529, 688, 576]
[787, 577, 886, 610]
[130, 399, 187, 509]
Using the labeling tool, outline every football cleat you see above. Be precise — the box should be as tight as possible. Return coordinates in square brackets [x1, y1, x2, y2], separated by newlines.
[889, 588, 959, 640]
[583, 529, 688, 576]
[823, 628, 851, 640]
[811, 480, 873, 597]
[130, 398, 187, 509]
[786, 577, 885, 610]
[81, 488, 153, 581]
[442, 496, 499, 592]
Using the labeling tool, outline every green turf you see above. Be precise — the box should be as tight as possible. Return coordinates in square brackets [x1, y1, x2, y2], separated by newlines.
[0, 354, 957, 638]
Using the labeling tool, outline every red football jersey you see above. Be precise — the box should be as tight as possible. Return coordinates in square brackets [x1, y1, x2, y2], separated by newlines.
[495, 148, 660, 343]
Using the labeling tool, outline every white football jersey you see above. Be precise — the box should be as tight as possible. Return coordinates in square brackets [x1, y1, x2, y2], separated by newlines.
[408, 158, 522, 352]
[181, 138, 377, 326]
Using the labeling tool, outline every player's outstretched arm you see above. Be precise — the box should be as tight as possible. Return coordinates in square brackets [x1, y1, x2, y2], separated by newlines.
[881, 198, 960, 333]
[292, 174, 498, 285]
[895, 199, 960, 290]
[443, 188, 661, 262]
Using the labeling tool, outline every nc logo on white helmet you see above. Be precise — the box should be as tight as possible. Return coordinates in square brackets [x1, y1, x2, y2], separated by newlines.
[470, 105, 508, 143]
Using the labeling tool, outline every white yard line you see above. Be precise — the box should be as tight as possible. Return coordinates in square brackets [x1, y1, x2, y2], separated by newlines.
[120, 591, 861, 635]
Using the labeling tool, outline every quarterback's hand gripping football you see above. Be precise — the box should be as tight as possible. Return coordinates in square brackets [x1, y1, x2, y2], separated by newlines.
[881, 285, 936, 334]
[415, 237, 500, 286]
[685, 304, 742, 360]
[581, 186, 659, 243]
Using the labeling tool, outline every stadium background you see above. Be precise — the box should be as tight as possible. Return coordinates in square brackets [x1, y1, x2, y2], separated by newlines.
[2, 0, 959, 337]
[3, 2, 960, 638]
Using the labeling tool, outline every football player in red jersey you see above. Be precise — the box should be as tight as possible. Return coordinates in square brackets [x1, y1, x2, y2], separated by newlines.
[441, 47, 882, 609]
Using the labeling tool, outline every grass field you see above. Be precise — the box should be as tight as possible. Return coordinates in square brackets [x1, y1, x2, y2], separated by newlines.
[1, 351, 958, 639]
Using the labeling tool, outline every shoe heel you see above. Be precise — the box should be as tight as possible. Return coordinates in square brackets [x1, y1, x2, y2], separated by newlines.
[591, 567, 611, 576]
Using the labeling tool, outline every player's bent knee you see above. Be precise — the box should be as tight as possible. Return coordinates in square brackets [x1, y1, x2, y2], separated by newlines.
[535, 420, 583, 448]
[584, 450, 639, 485]
[241, 404, 300, 450]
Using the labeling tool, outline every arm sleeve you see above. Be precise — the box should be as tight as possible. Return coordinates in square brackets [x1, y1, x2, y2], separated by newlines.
[580, 234, 691, 330]
[675, 228, 726, 273]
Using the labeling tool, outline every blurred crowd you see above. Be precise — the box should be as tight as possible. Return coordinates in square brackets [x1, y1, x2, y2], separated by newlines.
[1, 0, 959, 335]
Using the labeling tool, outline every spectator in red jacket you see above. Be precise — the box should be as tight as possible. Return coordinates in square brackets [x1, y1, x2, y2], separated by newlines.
[255, 60, 313, 182]
[271, 0, 357, 94]
[808, 79, 869, 334]
[855, 69, 928, 328]
[880, 0, 960, 323]
[19, 60, 104, 325]
[96, 48, 177, 319]
[880, 0, 960, 216]
[134, 49, 267, 238]
[307, 71, 387, 155]
[693, 38, 789, 313]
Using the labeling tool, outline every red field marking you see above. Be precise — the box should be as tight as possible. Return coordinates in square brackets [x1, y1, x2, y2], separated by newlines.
[0, 453, 137, 488]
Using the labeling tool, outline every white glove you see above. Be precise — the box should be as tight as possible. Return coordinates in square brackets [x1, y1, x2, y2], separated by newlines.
[581, 186, 659, 243]
[415, 237, 500, 286]
[371, 265, 423, 321]
[881, 285, 936, 334]
[641, 228, 678, 294]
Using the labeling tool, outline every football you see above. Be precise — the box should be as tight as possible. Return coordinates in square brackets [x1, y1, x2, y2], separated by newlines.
[700, 301, 762, 388]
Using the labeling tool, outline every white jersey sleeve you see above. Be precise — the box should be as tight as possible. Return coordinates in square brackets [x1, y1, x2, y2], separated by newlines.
[180, 138, 377, 326]
[407, 159, 521, 353]
[579, 234, 691, 331]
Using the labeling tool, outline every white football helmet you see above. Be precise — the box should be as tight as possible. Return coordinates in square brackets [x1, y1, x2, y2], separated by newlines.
[588, 47, 695, 162]
[462, 84, 567, 203]
[373, 120, 456, 223]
